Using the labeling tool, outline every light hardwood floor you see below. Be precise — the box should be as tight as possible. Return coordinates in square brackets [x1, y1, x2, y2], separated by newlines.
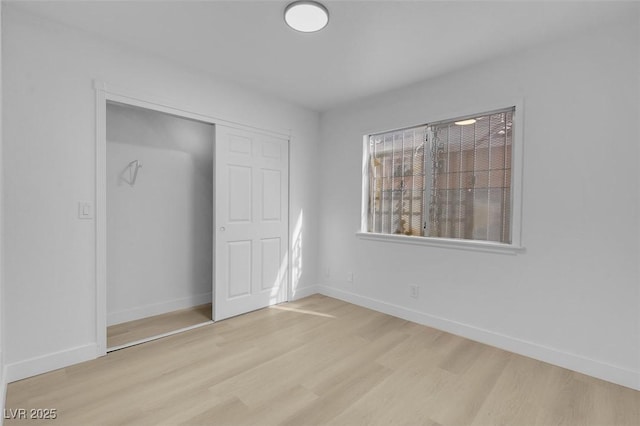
[107, 304, 212, 349]
[6, 295, 639, 425]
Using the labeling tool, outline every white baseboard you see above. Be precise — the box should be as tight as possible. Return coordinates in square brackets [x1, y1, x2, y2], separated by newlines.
[107, 292, 212, 326]
[5, 344, 97, 383]
[290, 285, 319, 301]
[317, 285, 640, 391]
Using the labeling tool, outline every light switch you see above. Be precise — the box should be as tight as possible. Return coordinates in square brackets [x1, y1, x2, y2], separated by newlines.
[78, 202, 93, 219]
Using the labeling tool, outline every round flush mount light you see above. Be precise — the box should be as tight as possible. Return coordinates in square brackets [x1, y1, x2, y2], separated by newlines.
[285, 1, 329, 33]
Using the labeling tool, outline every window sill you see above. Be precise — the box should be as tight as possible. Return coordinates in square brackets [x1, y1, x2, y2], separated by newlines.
[355, 232, 525, 255]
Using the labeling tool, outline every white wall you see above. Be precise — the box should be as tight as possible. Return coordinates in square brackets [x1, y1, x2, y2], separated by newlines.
[106, 103, 213, 326]
[317, 16, 640, 389]
[2, 6, 320, 381]
[0, 0, 6, 416]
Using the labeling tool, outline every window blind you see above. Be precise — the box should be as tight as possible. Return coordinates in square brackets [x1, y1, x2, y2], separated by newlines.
[366, 106, 515, 244]
[428, 108, 513, 243]
[368, 126, 427, 236]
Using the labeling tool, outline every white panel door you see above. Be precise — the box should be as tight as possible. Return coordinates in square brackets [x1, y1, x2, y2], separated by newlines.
[215, 125, 289, 321]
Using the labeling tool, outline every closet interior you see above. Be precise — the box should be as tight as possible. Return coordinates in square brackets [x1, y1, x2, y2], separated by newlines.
[106, 102, 214, 350]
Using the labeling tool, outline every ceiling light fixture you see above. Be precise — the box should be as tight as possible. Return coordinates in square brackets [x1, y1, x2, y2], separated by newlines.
[454, 119, 477, 126]
[285, 1, 329, 33]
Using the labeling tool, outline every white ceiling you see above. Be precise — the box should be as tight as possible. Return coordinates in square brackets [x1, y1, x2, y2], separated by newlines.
[8, 0, 638, 112]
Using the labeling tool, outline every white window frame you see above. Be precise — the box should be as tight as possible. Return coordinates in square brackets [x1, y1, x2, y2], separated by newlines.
[357, 100, 525, 255]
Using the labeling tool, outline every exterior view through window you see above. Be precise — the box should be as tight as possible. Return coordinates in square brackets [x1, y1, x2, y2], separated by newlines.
[366, 107, 515, 244]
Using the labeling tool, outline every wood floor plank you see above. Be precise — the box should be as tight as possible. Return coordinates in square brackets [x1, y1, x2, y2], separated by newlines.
[5, 295, 639, 426]
[281, 361, 393, 426]
[327, 345, 454, 425]
[470, 355, 552, 426]
[430, 345, 512, 426]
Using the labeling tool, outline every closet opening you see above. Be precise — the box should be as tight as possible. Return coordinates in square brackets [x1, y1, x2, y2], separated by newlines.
[105, 101, 214, 351]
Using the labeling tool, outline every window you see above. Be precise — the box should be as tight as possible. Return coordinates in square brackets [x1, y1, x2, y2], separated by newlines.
[361, 106, 522, 251]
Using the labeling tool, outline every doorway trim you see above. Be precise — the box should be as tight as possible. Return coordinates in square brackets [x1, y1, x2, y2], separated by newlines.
[94, 80, 292, 356]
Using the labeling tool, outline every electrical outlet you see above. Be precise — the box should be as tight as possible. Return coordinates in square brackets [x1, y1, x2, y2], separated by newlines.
[347, 272, 354, 283]
[409, 285, 419, 299]
[325, 267, 331, 278]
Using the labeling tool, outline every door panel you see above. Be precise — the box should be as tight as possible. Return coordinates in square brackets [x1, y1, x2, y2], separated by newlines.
[262, 140, 282, 159]
[215, 125, 289, 321]
[228, 166, 252, 222]
[227, 240, 252, 298]
[228, 134, 252, 154]
[262, 169, 282, 221]
[260, 237, 281, 291]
